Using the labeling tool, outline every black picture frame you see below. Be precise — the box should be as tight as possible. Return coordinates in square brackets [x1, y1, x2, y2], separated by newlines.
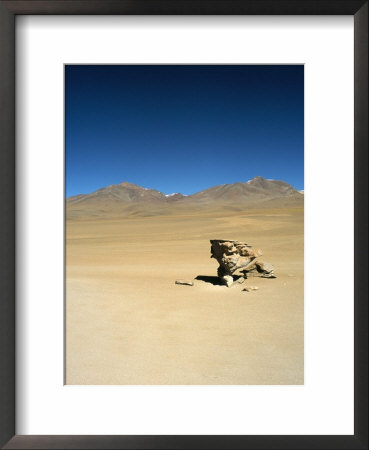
[0, 1, 367, 449]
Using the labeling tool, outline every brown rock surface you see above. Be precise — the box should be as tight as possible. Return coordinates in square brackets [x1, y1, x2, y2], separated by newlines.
[210, 240, 262, 277]
[242, 260, 275, 278]
[210, 239, 275, 285]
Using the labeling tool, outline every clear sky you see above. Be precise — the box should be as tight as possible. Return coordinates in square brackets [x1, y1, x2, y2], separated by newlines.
[65, 65, 304, 197]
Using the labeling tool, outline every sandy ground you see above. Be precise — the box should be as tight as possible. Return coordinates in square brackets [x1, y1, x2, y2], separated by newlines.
[66, 206, 304, 384]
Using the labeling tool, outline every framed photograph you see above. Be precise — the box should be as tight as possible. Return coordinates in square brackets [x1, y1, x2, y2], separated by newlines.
[0, 1, 367, 449]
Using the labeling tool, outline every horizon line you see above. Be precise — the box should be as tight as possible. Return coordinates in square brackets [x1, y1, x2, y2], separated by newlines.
[66, 176, 304, 199]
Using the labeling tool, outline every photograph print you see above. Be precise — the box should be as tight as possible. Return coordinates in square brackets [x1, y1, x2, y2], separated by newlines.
[65, 65, 304, 385]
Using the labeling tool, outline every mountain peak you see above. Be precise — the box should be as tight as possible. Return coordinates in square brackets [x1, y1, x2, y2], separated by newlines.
[246, 176, 267, 184]
[67, 177, 302, 212]
[119, 181, 142, 189]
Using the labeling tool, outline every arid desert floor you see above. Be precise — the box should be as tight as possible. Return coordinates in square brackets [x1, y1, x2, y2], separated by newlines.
[66, 206, 304, 385]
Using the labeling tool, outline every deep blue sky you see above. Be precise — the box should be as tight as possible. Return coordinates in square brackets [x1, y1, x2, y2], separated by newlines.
[65, 65, 304, 197]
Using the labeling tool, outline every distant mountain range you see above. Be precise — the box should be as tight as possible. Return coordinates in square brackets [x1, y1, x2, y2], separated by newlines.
[67, 177, 303, 217]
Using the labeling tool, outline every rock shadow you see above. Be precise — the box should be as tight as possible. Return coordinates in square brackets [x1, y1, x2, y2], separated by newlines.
[195, 275, 245, 286]
[195, 275, 245, 287]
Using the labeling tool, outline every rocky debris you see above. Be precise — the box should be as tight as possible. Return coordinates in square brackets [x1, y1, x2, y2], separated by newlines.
[241, 260, 275, 278]
[210, 239, 275, 287]
[175, 280, 194, 286]
[242, 286, 259, 292]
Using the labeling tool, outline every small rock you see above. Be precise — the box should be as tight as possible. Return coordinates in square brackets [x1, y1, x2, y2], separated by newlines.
[237, 277, 246, 284]
[222, 275, 234, 287]
[175, 280, 194, 286]
[242, 285, 258, 292]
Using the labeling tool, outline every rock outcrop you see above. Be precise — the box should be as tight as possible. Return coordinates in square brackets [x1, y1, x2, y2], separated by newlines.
[210, 239, 275, 286]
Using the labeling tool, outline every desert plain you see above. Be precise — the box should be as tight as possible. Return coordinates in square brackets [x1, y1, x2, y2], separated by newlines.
[66, 183, 304, 385]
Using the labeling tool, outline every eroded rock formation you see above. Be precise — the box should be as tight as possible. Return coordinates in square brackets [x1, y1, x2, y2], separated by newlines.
[210, 239, 275, 286]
